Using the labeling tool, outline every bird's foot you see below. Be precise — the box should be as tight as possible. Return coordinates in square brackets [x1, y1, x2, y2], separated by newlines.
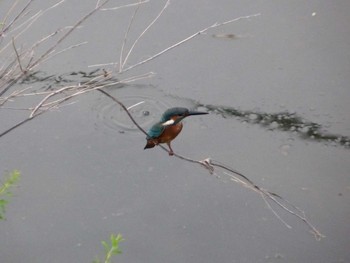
[168, 151, 174, 156]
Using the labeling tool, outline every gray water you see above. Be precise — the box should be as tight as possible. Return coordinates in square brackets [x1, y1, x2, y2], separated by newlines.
[1, 1, 349, 262]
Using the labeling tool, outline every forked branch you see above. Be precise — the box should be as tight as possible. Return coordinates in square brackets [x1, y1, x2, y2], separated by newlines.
[98, 89, 324, 241]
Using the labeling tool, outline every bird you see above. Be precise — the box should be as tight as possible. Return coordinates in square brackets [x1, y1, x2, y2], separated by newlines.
[144, 107, 208, 156]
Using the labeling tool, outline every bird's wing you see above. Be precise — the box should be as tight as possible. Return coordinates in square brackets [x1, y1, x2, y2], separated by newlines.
[147, 122, 165, 139]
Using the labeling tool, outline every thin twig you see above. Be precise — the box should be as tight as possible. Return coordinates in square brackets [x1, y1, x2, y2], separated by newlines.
[101, 0, 149, 11]
[120, 0, 171, 71]
[119, 0, 142, 72]
[2, 0, 36, 37]
[0, 10, 42, 55]
[27, 0, 110, 71]
[0, 111, 43, 138]
[120, 13, 261, 72]
[27, 71, 154, 118]
[29, 26, 83, 55]
[0, 1, 66, 55]
[97, 89, 149, 136]
[88, 62, 119, 68]
[261, 193, 292, 229]
[11, 37, 25, 73]
[0, 86, 33, 106]
[39, 41, 88, 64]
[0, 0, 21, 35]
[127, 101, 144, 110]
[0, 2, 68, 98]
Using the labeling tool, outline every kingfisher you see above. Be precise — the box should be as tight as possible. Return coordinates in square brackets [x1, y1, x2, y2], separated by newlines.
[144, 107, 208, 155]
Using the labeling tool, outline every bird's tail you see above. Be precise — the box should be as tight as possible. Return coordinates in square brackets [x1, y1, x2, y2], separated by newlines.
[144, 139, 156, 149]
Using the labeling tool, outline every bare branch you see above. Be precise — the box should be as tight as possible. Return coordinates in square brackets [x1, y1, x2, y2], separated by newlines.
[101, 0, 149, 11]
[127, 101, 144, 110]
[119, 0, 143, 72]
[88, 62, 119, 68]
[40, 41, 88, 64]
[0, 10, 42, 55]
[0, 86, 33, 106]
[27, 0, 110, 71]
[0, 1, 66, 55]
[120, 13, 261, 72]
[0, 0, 21, 35]
[96, 90, 323, 240]
[11, 37, 25, 73]
[120, 0, 171, 71]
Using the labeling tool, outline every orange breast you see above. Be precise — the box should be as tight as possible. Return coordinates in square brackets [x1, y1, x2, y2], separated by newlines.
[157, 122, 183, 144]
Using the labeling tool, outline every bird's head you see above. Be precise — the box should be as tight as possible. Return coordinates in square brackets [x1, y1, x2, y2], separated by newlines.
[160, 107, 208, 126]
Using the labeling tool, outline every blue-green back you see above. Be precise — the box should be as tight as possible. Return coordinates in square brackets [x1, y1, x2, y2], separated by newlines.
[146, 122, 165, 139]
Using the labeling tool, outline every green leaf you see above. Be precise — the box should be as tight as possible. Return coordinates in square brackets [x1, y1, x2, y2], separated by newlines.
[94, 233, 124, 263]
[0, 170, 21, 220]
[101, 240, 109, 253]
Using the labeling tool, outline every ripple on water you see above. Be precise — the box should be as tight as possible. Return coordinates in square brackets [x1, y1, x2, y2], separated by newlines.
[92, 84, 205, 134]
[96, 95, 171, 133]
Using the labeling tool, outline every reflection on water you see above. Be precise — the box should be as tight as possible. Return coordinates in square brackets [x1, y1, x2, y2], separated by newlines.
[197, 103, 350, 148]
[19, 69, 119, 90]
[211, 33, 252, 40]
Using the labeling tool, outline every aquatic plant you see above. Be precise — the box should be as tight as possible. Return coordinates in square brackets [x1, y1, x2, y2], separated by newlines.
[93, 234, 124, 263]
[0, 170, 20, 220]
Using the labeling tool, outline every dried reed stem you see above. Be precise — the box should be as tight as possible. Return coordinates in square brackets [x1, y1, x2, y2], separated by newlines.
[120, 13, 261, 72]
[120, 0, 171, 71]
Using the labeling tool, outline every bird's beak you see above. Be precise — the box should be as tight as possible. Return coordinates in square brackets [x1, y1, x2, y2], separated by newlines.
[161, 110, 208, 126]
[187, 110, 208, 116]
